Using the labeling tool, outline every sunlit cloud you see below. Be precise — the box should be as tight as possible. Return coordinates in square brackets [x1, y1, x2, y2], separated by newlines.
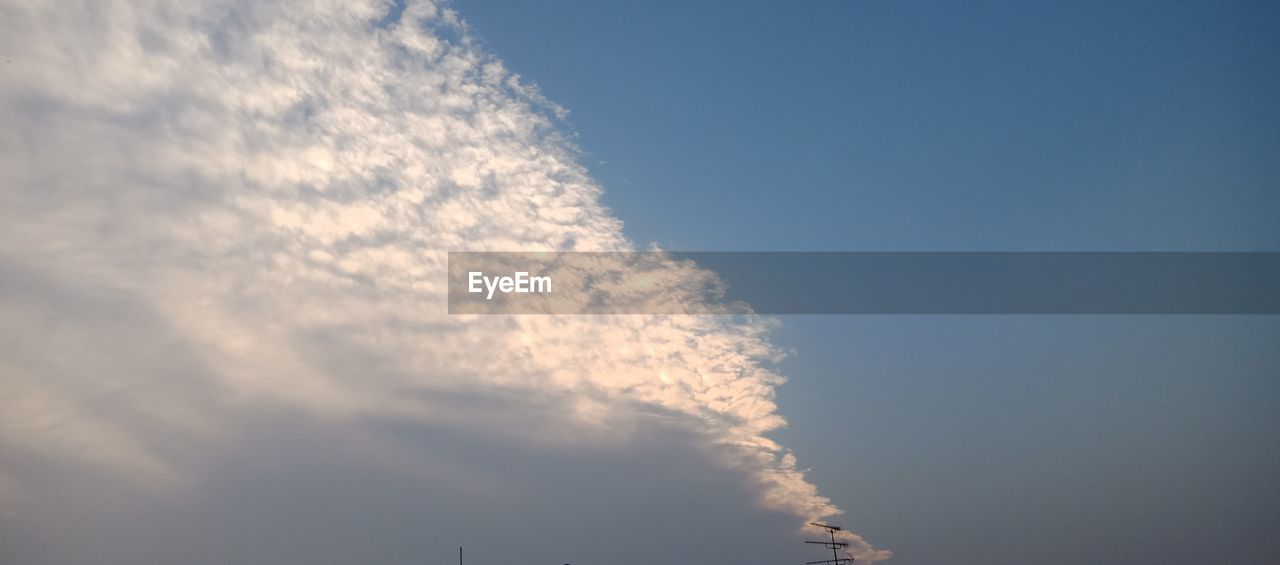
[0, 0, 886, 561]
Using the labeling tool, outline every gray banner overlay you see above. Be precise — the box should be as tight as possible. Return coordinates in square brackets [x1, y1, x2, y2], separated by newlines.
[448, 252, 1280, 315]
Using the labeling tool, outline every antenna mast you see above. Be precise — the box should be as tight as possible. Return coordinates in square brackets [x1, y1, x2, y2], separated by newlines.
[803, 522, 853, 565]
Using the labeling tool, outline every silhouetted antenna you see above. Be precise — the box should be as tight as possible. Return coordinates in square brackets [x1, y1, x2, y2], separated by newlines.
[804, 522, 854, 565]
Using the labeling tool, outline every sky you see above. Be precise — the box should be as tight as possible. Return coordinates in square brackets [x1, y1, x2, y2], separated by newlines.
[456, 2, 1280, 563]
[1, 1, 1278, 565]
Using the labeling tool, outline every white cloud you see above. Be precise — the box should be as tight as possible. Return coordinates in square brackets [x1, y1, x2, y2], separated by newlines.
[0, 0, 887, 561]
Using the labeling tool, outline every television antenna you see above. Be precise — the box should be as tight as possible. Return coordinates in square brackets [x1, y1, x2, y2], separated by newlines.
[803, 522, 854, 565]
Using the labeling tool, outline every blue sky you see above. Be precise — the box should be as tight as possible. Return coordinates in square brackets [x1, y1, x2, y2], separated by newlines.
[458, 2, 1280, 563]
[460, 0, 1279, 252]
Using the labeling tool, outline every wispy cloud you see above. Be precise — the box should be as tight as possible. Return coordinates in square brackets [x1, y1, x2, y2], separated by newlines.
[0, 0, 887, 561]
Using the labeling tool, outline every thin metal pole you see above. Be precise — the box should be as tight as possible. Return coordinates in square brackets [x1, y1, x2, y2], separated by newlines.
[830, 529, 838, 565]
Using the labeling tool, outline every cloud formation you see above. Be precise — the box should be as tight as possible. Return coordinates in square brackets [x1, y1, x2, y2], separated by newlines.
[0, 1, 886, 561]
